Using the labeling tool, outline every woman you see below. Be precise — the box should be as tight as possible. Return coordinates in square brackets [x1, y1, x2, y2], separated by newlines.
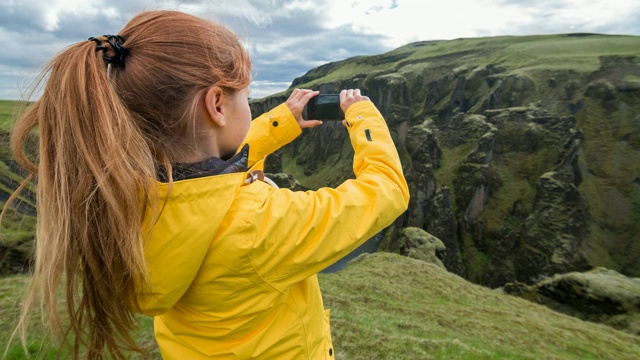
[8, 10, 409, 359]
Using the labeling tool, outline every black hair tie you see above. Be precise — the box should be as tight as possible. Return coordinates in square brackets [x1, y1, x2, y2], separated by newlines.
[88, 35, 129, 68]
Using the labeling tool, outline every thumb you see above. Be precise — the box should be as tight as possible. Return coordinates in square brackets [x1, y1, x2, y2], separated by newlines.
[299, 120, 323, 129]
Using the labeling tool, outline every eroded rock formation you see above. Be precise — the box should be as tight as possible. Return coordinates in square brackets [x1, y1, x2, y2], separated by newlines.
[251, 34, 640, 287]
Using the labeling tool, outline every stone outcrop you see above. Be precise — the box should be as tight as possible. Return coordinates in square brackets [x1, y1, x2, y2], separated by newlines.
[397, 227, 446, 269]
[505, 267, 640, 335]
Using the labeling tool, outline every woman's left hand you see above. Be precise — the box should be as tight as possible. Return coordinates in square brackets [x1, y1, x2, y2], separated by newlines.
[285, 89, 323, 129]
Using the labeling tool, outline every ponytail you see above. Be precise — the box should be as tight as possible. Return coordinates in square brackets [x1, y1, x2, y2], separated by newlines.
[10, 38, 155, 359]
[6, 10, 252, 359]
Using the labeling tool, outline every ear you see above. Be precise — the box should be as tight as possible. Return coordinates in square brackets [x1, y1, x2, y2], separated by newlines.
[203, 86, 227, 127]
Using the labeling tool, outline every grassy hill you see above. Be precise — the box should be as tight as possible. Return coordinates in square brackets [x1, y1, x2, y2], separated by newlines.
[290, 34, 640, 93]
[0, 101, 19, 133]
[2, 253, 639, 359]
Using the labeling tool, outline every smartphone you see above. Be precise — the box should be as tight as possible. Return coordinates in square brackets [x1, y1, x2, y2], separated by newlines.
[305, 94, 344, 121]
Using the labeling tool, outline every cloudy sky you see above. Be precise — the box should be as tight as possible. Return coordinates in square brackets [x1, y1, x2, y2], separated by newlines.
[1, 0, 639, 100]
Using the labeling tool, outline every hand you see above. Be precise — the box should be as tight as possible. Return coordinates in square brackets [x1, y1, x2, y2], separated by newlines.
[339, 89, 370, 113]
[285, 89, 323, 129]
[340, 89, 370, 127]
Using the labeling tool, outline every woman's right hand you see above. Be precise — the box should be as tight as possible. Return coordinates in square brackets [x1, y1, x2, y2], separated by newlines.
[339, 89, 370, 114]
[285, 88, 322, 129]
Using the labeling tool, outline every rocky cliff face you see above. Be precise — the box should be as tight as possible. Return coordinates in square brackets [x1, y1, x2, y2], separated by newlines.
[250, 34, 640, 287]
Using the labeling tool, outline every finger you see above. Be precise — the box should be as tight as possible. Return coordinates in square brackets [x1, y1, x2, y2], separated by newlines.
[297, 88, 309, 101]
[287, 89, 313, 113]
[340, 89, 352, 113]
[302, 90, 319, 104]
[286, 88, 300, 103]
[294, 89, 314, 103]
[299, 119, 323, 129]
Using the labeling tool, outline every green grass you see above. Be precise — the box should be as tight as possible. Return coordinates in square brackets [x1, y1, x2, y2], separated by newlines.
[0, 101, 15, 132]
[0, 275, 160, 360]
[2, 253, 639, 359]
[292, 34, 640, 90]
[321, 253, 640, 359]
[0, 101, 23, 133]
[0, 275, 58, 359]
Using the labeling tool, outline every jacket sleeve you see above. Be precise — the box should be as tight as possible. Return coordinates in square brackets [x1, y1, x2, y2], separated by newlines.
[244, 101, 410, 291]
[240, 103, 302, 168]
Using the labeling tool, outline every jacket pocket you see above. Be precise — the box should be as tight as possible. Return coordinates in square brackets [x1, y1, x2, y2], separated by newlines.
[324, 309, 335, 359]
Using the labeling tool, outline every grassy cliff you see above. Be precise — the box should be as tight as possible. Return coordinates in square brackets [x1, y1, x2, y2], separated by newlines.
[250, 33, 640, 286]
[2, 253, 639, 359]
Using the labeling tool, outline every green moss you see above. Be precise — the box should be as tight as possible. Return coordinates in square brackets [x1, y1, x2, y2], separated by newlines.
[575, 91, 640, 271]
[462, 232, 489, 283]
[483, 165, 533, 237]
[625, 75, 640, 84]
[435, 144, 475, 189]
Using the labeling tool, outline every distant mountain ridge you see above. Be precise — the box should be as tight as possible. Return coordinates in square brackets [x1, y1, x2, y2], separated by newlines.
[250, 33, 640, 287]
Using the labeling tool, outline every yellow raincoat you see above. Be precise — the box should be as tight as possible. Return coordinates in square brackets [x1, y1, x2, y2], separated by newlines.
[137, 101, 409, 359]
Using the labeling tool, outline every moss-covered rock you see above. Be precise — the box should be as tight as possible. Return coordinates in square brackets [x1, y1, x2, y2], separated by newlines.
[505, 267, 640, 336]
[397, 227, 446, 269]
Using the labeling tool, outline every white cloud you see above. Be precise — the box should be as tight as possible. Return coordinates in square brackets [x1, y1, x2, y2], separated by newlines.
[0, 0, 638, 100]
[535, 0, 638, 29]
[325, 0, 529, 46]
[325, 0, 640, 47]
[249, 80, 291, 99]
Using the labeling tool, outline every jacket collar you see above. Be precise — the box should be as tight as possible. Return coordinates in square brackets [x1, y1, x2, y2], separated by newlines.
[157, 144, 250, 182]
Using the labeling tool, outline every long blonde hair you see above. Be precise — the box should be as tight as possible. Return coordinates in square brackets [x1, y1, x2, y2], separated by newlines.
[6, 10, 251, 359]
